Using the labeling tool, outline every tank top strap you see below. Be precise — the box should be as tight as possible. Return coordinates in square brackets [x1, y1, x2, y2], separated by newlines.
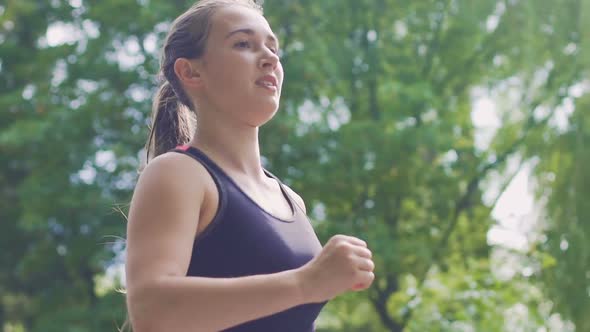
[172, 144, 303, 219]
[172, 144, 231, 182]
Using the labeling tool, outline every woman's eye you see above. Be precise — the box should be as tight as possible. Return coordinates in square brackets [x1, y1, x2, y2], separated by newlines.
[234, 41, 250, 48]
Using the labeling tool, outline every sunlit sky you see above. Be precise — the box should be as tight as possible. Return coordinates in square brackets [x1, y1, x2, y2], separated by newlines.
[471, 89, 535, 252]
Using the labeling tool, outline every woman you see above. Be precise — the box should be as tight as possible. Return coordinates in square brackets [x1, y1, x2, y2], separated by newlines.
[125, 0, 375, 331]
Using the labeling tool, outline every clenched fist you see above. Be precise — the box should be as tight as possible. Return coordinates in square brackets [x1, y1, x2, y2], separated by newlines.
[295, 235, 375, 303]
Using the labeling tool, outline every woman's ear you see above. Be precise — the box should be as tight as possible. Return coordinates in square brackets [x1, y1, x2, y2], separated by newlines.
[174, 58, 203, 88]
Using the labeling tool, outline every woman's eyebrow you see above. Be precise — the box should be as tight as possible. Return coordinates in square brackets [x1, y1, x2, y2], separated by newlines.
[225, 28, 279, 47]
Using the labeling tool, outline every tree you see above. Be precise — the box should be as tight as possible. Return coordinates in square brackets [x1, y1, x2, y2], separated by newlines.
[1, 0, 588, 331]
[261, 0, 588, 330]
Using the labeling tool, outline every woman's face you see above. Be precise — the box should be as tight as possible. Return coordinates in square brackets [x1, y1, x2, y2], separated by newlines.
[197, 5, 283, 127]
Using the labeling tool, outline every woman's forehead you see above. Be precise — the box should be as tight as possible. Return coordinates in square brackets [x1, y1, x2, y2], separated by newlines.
[210, 6, 274, 39]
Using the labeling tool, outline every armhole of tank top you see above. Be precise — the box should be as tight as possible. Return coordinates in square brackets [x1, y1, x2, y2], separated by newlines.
[262, 169, 296, 213]
[262, 169, 314, 223]
[170, 148, 227, 245]
[281, 183, 316, 225]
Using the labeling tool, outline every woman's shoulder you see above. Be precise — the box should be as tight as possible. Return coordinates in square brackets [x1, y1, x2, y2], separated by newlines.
[144, 150, 209, 175]
[136, 151, 213, 196]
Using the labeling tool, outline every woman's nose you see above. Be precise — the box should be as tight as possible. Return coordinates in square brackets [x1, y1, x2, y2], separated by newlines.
[259, 48, 279, 70]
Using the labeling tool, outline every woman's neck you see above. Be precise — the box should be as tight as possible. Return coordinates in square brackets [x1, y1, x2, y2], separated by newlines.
[190, 116, 266, 182]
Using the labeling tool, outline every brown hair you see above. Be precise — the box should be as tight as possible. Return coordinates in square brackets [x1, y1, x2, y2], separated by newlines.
[145, 0, 263, 162]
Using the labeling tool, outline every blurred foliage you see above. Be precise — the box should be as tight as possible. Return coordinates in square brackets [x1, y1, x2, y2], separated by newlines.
[0, 0, 588, 331]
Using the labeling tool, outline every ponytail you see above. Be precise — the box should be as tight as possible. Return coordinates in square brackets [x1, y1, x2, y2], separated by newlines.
[145, 81, 196, 163]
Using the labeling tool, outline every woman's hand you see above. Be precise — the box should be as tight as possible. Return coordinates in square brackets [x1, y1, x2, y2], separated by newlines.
[295, 235, 375, 303]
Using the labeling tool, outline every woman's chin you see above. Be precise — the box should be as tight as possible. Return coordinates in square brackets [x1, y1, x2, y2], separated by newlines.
[247, 106, 279, 127]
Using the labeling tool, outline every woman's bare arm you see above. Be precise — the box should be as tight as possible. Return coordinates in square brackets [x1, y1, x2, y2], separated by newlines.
[125, 153, 305, 332]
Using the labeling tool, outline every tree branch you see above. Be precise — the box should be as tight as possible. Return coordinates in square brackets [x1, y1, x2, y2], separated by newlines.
[422, 0, 451, 79]
[370, 275, 404, 332]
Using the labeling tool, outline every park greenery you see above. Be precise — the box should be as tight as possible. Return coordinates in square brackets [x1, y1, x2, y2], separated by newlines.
[1, 0, 588, 331]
